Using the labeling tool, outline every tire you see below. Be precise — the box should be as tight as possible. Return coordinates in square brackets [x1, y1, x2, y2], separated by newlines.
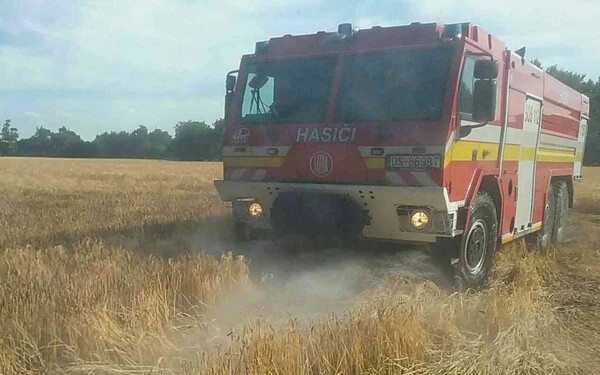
[536, 183, 556, 251]
[552, 180, 570, 244]
[234, 221, 250, 242]
[453, 192, 498, 289]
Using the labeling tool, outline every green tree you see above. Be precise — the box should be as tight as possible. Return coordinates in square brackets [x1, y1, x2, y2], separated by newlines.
[50, 127, 86, 157]
[170, 121, 212, 161]
[94, 131, 131, 158]
[148, 128, 172, 159]
[211, 118, 225, 160]
[1, 119, 19, 155]
[18, 127, 53, 156]
[170, 120, 222, 161]
[129, 125, 152, 158]
[91, 126, 172, 159]
[17, 126, 88, 157]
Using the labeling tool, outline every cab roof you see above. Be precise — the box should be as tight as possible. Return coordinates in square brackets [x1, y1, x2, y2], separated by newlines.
[248, 22, 506, 58]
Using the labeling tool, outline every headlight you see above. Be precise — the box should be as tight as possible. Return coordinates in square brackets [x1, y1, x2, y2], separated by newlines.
[248, 202, 263, 218]
[410, 210, 429, 230]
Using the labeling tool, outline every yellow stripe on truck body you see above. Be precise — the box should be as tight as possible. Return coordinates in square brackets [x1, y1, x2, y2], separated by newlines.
[223, 156, 285, 168]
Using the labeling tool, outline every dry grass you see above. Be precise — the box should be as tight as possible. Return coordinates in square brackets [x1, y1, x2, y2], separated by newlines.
[0, 157, 227, 249]
[0, 158, 598, 374]
[574, 167, 600, 214]
[194, 237, 599, 375]
[0, 158, 248, 373]
[0, 242, 248, 374]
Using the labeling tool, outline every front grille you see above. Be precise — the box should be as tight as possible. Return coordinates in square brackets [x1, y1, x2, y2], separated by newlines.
[270, 192, 368, 236]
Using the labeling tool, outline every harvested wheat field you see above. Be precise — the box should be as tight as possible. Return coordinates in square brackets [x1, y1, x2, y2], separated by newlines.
[0, 157, 598, 374]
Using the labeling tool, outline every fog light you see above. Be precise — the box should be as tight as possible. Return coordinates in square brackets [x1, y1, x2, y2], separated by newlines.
[410, 210, 429, 230]
[248, 202, 263, 218]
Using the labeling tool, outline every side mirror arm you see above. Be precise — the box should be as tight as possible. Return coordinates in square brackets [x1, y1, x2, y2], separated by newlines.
[224, 70, 239, 120]
[458, 120, 488, 138]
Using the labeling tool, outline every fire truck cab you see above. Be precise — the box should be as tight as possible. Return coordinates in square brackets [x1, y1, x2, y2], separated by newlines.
[215, 22, 589, 286]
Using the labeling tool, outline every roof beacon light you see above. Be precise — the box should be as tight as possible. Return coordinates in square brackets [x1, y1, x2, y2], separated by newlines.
[442, 23, 462, 41]
[322, 23, 354, 45]
[337, 23, 353, 39]
[255, 41, 270, 54]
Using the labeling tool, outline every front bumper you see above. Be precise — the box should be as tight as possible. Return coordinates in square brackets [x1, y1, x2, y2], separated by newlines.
[214, 180, 462, 243]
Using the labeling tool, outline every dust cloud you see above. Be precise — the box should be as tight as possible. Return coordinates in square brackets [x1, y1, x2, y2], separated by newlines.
[124, 216, 457, 370]
[189, 216, 452, 331]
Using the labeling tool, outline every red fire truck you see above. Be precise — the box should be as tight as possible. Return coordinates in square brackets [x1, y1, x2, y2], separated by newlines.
[215, 22, 589, 286]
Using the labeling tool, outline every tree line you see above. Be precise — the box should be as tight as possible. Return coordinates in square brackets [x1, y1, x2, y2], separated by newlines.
[0, 119, 223, 161]
[0, 64, 598, 164]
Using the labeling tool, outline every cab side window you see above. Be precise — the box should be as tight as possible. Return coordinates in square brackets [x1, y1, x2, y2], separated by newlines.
[458, 55, 477, 117]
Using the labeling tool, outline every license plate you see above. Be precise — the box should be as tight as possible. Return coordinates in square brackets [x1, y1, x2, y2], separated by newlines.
[387, 155, 441, 169]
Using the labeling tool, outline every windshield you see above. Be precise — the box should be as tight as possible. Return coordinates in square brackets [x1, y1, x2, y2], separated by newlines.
[240, 58, 336, 124]
[335, 48, 452, 122]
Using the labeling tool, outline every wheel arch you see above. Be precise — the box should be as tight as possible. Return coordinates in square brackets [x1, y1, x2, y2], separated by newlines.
[479, 175, 503, 232]
[463, 169, 503, 237]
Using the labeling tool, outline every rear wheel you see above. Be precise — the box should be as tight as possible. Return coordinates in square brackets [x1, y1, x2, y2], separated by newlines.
[453, 192, 498, 289]
[552, 180, 570, 244]
[533, 183, 556, 251]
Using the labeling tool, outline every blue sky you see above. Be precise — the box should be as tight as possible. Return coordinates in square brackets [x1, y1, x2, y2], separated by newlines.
[1, 0, 599, 139]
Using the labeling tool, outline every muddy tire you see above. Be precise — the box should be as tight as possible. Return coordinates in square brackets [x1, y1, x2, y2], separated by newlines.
[532, 183, 556, 251]
[552, 180, 570, 244]
[453, 192, 498, 289]
[234, 221, 250, 242]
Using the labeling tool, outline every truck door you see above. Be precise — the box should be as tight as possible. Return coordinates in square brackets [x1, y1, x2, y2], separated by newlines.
[574, 116, 588, 178]
[515, 96, 542, 233]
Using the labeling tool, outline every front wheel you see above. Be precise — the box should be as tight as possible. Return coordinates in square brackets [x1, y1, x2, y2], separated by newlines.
[453, 192, 498, 289]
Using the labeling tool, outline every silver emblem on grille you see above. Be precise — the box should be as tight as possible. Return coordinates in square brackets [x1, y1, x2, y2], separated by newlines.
[309, 151, 333, 177]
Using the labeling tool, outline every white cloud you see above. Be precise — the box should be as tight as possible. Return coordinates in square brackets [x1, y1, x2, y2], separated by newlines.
[411, 0, 600, 72]
[1, 0, 598, 139]
[24, 111, 42, 118]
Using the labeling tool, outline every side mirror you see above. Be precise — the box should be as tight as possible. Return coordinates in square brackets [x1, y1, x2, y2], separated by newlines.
[474, 60, 498, 79]
[224, 70, 238, 119]
[226, 74, 236, 93]
[248, 74, 269, 90]
[337, 23, 354, 39]
[472, 79, 497, 122]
